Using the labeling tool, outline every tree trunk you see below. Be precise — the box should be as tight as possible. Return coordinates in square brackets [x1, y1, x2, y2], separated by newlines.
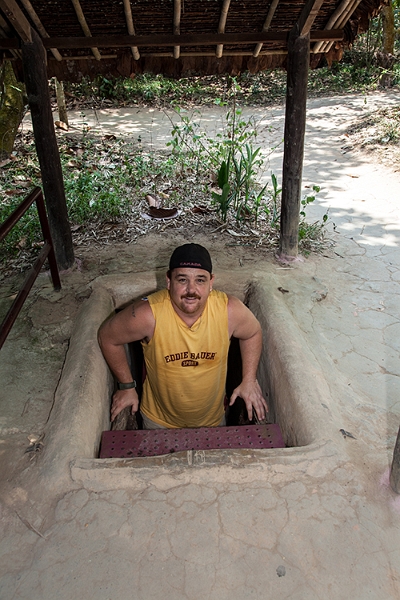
[377, 2, 395, 87]
[382, 1, 395, 55]
[0, 61, 25, 160]
[21, 28, 75, 270]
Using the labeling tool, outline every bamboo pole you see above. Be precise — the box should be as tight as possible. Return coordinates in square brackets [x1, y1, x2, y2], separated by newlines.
[20, 0, 62, 60]
[122, 0, 140, 60]
[320, 0, 363, 54]
[70, 0, 101, 60]
[0, 16, 20, 59]
[313, 0, 356, 53]
[139, 50, 288, 58]
[216, 0, 231, 58]
[48, 53, 117, 61]
[173, 0, 181, 59]
[253, 0, 280, 58]
[38, 30, 343, 49]
[0, 0, 31, 42]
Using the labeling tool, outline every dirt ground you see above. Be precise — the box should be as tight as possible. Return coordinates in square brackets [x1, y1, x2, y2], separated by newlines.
[1, 91, 400, 599]
[1, 88, 399, 509]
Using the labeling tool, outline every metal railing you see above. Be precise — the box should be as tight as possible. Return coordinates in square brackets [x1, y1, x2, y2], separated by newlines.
[0, 186, 61, 350]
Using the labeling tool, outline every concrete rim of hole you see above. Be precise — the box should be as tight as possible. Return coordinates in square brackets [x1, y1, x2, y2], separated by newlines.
[31, 270, 343, 495]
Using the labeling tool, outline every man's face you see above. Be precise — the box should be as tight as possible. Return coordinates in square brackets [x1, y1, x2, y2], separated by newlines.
[167, 268, 214, 317]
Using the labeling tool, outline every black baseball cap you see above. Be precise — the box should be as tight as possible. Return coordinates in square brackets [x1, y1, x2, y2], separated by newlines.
[169, 243, 212, 274]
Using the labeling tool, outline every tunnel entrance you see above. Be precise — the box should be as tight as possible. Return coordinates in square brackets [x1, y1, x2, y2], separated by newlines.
[98, 334, 286, 458]
[90, 276, 322, 458]
[43, 271, 332, 486]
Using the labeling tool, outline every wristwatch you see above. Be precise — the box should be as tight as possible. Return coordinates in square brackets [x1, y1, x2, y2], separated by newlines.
[117, 381, 136, 390]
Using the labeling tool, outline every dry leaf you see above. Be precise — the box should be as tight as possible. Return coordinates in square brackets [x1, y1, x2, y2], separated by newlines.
[192, 205, 210, 215]
[148, 207, 178, 219]
[146, 194, 161, 208]
[55, 121, 69, 131]
[227, 229, 248, 237]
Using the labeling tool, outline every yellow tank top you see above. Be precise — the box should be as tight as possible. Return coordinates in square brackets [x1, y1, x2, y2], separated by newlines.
[141, 289, 229, 428]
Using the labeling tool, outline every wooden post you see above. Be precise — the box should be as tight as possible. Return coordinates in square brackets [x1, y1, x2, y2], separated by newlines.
[21, 28, 74, 270]
[279, 28, 310, 259]
[55, 78, 69, 128]
[390, 426, 400, 494]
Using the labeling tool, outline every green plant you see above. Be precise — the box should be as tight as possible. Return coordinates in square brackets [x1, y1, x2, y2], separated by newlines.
[0, 196, 41, 259]
[251, 185, 269, 226]
[300, 184, 320, 218]
[269, 173, 282, 227]
[298, 184, 329, 245]
[232, 144, 266, 221]
[166, 89, 267, 225]
[166, 108, 209, 175]
[5, 66, 350, 267]
[211, 161, 231, 221]
[381, 117, 399, 142]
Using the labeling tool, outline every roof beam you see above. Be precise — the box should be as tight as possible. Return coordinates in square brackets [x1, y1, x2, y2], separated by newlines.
[0, 11, 20, 57]
[0, 0, 31, 42]
[313, 0, 355, 52]
[316, 0, 363, 53]
[70, 0, 101, 60]
[216, 0, 231, 58]
[47, 50, 288, 60]
[253, 0, 279, 58]
[0, 29, 343, 50]
[173, 0, 181, 59]
[122, 0, 140, 60]
[33, 30, 343, 50]
[48, 53, 117, 61]
[296, 0, 325, 36]
[140, 50, 289, 58]
[19, 0, 62, 60]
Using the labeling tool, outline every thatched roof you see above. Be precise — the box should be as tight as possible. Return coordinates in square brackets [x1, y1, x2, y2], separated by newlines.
[1, 0, 387, 80]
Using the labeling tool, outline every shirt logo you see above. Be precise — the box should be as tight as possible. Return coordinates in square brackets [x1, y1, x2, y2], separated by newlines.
[164, 351, 216, 363]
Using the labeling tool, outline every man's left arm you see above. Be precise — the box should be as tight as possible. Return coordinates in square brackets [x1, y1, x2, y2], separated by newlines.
[227, 295, 268, 421]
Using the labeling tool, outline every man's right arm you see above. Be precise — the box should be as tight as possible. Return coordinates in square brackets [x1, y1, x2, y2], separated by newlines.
[98, 299, 155, 420]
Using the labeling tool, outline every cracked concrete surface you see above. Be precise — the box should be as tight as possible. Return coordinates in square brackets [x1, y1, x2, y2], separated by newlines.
[1, 453, 399, 599]
[1, 92, 400, 599]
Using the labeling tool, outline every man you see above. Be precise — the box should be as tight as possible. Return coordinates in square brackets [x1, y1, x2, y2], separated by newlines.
[98, 243, 268, 429]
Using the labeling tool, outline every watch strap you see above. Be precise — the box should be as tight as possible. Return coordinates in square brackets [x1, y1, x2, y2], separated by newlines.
[117, 381, 136, 390]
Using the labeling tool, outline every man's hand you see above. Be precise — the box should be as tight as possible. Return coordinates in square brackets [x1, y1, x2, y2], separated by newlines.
[111, 388, 139, 422]
[229, 379, 268, 422]
[227, 296, 267, 421]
